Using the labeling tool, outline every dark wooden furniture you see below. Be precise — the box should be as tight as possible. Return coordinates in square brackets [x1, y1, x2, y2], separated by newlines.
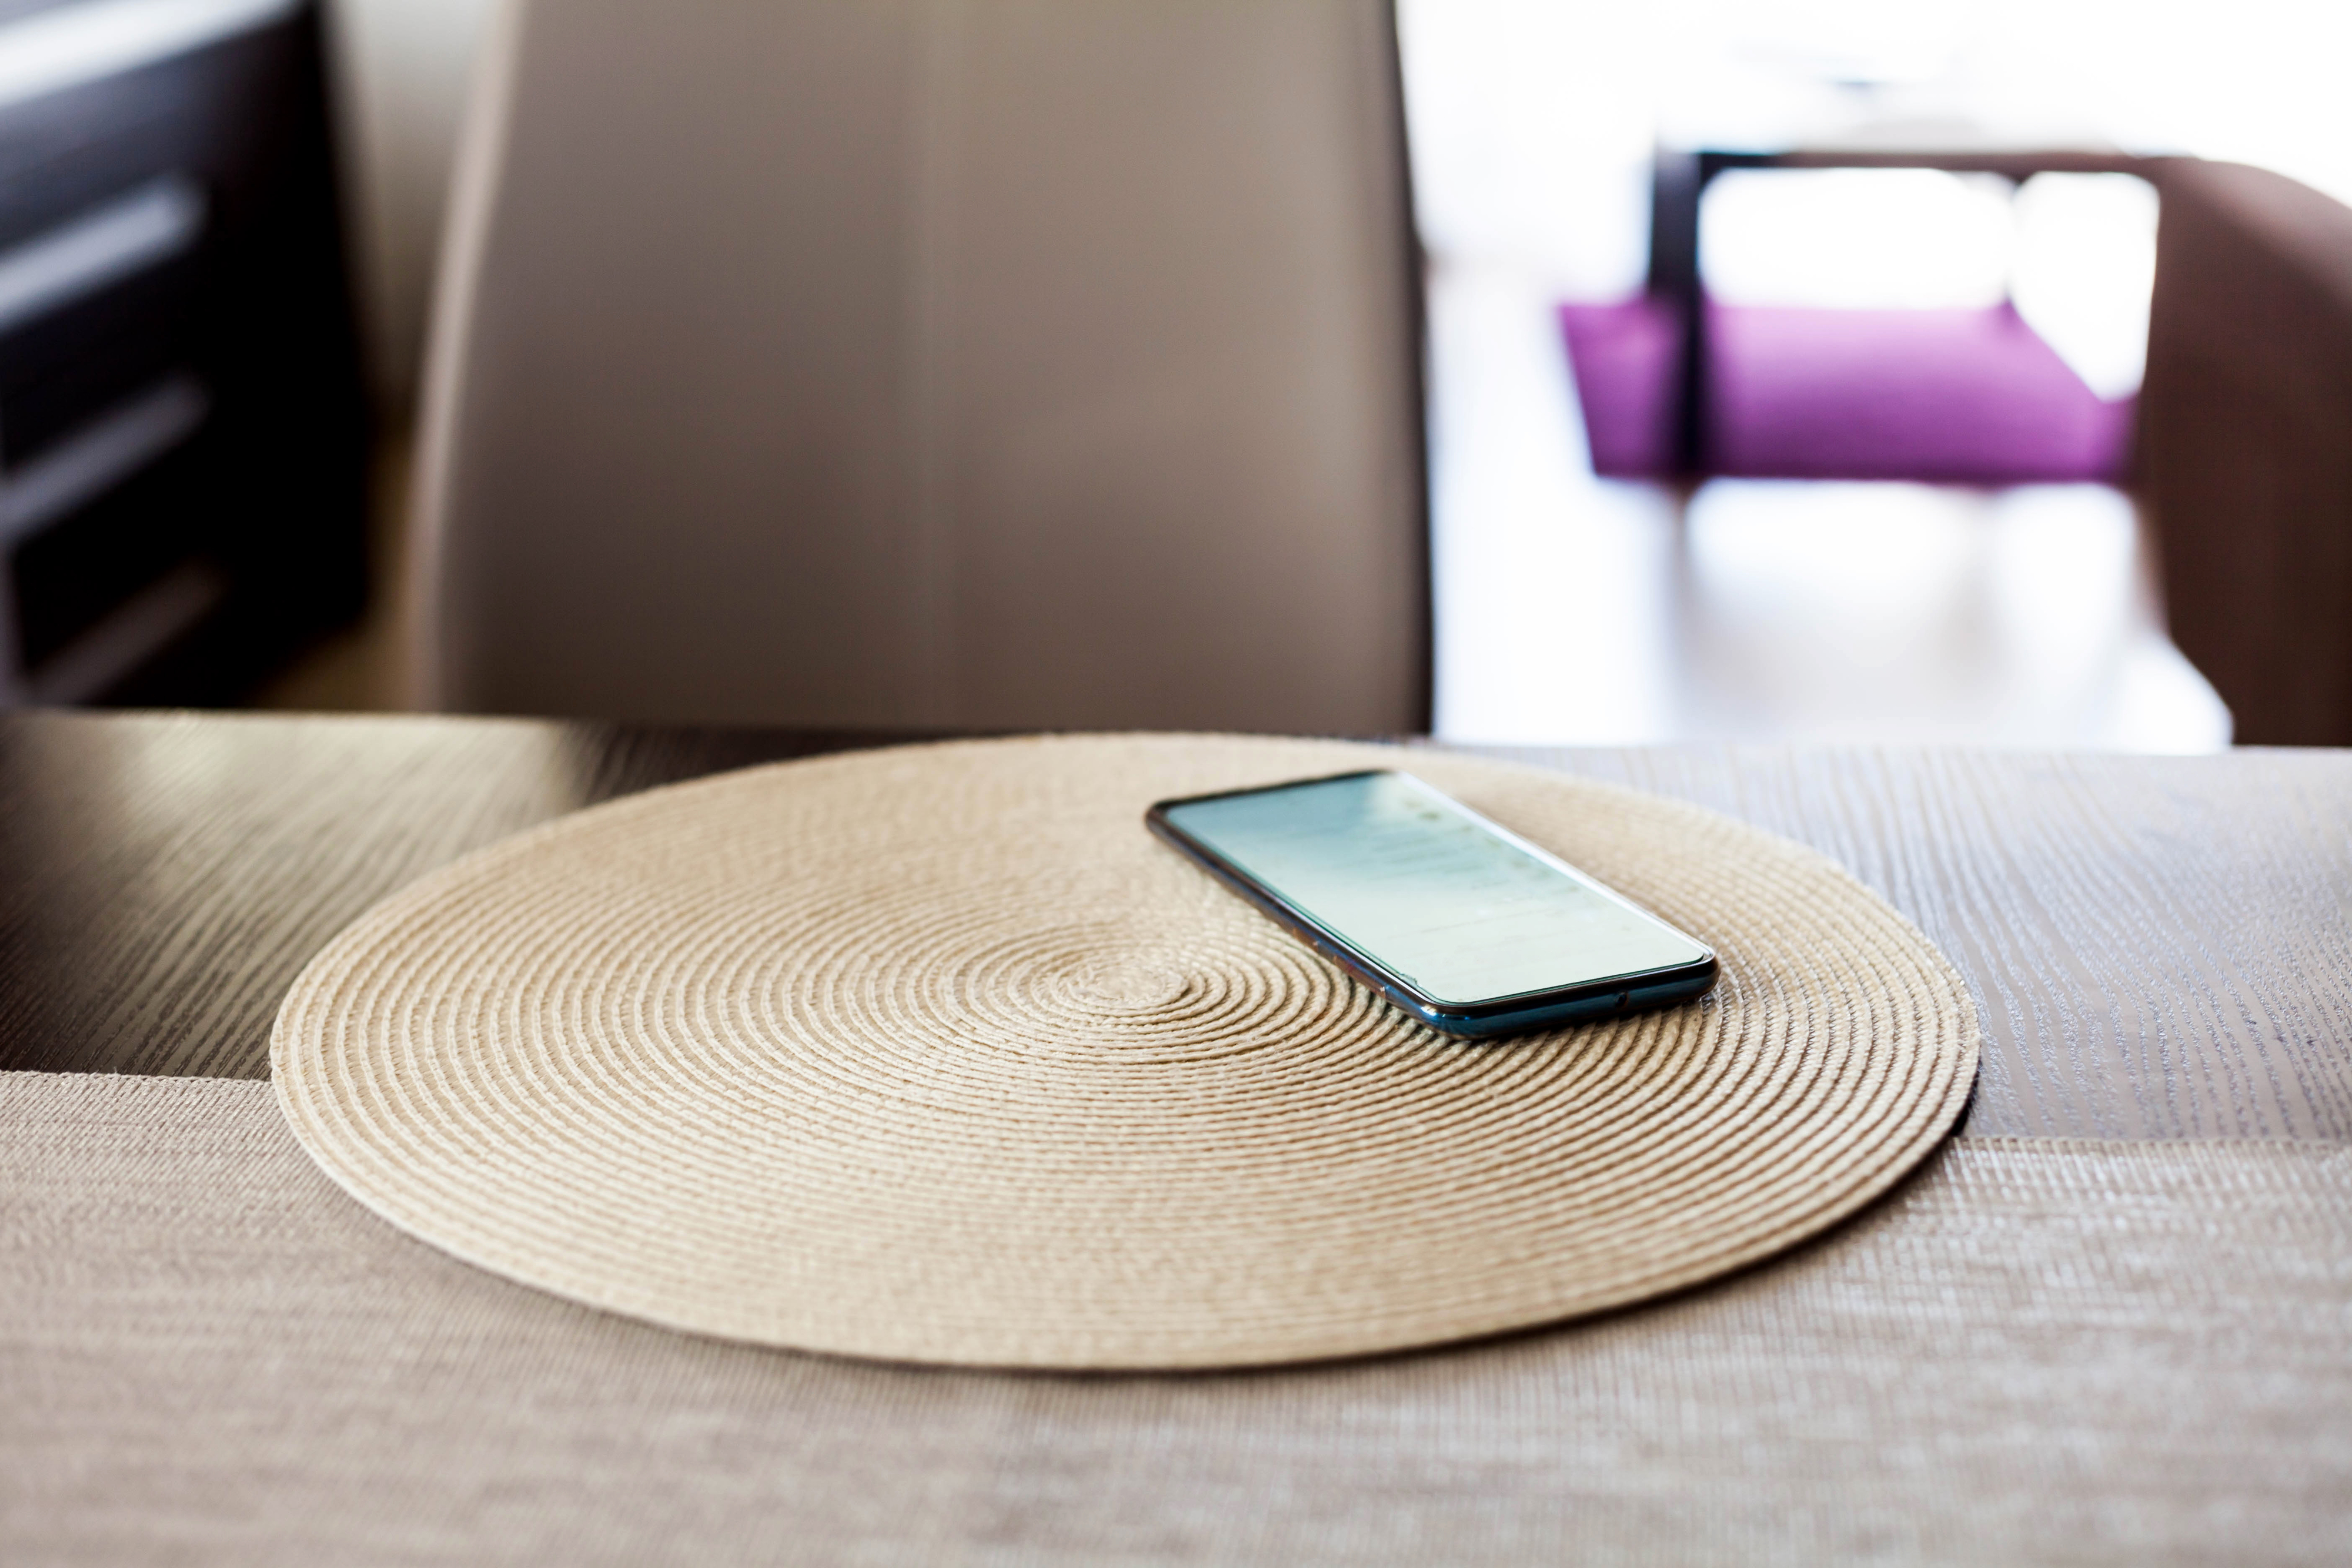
[5, 709, 2348, 1141]
[2140, 159, 2352, 745]
[0, 0, 365, 707]
[0, 712, 910, 1077]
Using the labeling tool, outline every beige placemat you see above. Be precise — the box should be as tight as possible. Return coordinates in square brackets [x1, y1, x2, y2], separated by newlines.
[271, 734, 1977, 1367]
[11, 1073, 2349, 1566]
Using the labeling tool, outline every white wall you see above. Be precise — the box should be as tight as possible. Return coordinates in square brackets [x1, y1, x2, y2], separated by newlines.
[322, 0, 499, 409]
[323, 0, 2352, 412]
[1401, 0, 2352, 286]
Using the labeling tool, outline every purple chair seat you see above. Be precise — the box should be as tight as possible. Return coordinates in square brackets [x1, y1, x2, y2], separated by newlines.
[1558, 297, 2134, 483]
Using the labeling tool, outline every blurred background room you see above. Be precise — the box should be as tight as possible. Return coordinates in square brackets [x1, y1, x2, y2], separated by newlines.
[3, 0, 2348, 745]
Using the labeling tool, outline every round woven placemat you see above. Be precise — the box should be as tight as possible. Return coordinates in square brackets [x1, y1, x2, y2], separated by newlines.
[273, 734, 1977, 1369]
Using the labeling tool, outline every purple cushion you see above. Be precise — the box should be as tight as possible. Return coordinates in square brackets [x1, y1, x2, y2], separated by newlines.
[1557, 297, 2135, 483]
[1556, 298, 1685, 477]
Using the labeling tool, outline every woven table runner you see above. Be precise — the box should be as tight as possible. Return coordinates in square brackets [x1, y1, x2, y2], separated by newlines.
[6, 1071, 2347, 1566]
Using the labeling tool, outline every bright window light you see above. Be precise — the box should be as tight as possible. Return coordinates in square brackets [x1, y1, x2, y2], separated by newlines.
[1700, 167, 2016, 310]
[2010, 172, 2157, 400]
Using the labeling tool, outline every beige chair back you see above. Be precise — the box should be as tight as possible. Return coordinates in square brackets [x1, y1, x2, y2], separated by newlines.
[409, 0, 1426, 731]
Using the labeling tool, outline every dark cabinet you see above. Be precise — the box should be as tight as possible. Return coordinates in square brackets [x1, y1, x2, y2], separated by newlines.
[0, 0, 366, 704]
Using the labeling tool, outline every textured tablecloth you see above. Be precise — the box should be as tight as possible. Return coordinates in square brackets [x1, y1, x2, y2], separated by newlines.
[7, 1071, 2348, 1566]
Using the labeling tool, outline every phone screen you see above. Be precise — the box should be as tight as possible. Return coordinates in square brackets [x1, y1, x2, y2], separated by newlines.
[1158, 772, 1707, 1008]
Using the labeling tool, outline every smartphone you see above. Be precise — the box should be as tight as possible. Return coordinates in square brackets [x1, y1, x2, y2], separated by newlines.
[1146, 770, 1716, 1038]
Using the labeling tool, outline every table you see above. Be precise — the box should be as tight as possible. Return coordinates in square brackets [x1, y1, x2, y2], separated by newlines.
[1646, 145, 2165, 473]
[5, 710, 2348, 1563]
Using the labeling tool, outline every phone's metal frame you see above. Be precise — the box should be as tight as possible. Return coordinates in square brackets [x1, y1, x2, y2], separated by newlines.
[1145, 770, 1718, 1039]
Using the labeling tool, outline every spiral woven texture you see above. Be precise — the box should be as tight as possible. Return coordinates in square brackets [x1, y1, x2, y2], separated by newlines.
[272, 734, 1978, 1368]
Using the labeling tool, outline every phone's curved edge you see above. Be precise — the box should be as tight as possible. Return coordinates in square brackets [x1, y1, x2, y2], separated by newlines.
[1408, 961, 1719, 1039]
[1144, 798, 1720, 1042]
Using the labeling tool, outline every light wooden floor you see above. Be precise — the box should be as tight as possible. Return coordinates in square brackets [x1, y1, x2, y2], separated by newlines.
[258, 284, 2233, 752]
[1428, 264, 2230, 751]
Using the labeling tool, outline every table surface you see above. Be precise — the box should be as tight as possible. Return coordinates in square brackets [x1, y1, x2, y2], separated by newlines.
[8, 711, 2348, 1563]
[5, 709, 2349, 1142]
